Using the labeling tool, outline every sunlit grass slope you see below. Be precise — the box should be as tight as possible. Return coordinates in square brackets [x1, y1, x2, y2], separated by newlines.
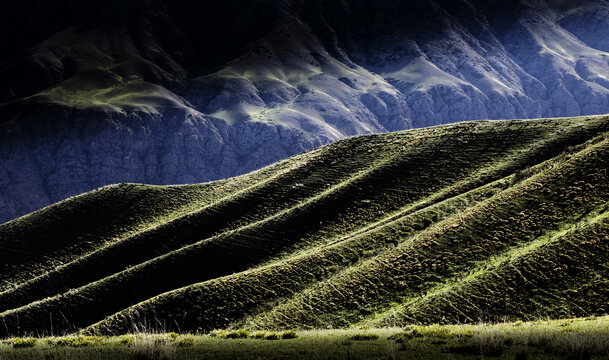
[0, 115, 608, 337]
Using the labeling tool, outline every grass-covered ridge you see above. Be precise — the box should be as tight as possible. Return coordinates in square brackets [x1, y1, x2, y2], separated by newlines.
[0, 115, 608, 337]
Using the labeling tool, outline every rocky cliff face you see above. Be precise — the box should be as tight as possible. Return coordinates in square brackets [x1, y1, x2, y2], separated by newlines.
[2, 0, 609, 223]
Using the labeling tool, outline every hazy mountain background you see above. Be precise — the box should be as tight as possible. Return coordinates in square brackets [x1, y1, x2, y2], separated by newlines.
[2, 0, 609, 223]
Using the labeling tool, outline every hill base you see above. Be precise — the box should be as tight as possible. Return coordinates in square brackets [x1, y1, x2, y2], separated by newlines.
[1, 317, 608, 359]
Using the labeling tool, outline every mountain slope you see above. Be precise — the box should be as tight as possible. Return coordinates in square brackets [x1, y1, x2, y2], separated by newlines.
[4, 0, 609, 223]
[0, 115, 608, 336]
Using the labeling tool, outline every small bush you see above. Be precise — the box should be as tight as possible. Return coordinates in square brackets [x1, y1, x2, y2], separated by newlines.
[209, 330, 226, 338]
[167, 332, 178, 340]
[177, 335, 195, 347]
[223, 329, 249, 339]
[460, 330, 474, 338]
[12, 338, 37, 349]
[348, 333, 379, 341]
[281, 330, 298, 339]
[264, 332, 281, 340]
[418, 327, 458, 339]
[153, 337, 167, 347]
[118, 336, 135, 346]
[390, 327, 472, 344]
[251, 331, 267, 339]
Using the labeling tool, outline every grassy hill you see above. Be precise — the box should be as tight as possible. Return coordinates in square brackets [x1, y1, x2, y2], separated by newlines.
[0, 115, 608, 337]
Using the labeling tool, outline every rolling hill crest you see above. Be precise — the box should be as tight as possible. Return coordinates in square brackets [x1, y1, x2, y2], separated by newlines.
[0, 115, 608, 336]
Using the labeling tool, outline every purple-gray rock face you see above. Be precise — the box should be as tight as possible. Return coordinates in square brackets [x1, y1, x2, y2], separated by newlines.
[2, 0, 609, 223]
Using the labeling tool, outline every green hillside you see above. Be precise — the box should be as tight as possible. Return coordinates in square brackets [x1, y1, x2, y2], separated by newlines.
[0, 115, 608, 337]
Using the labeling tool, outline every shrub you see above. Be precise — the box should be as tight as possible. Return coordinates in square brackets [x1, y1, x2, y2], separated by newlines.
[12, 338, 37, 348]
[390, 327, 472, 343]
[118, 336, 135, 346]
[223, 329, 249, 339]
[177, 335, 195, 347]
[348, 333, 379, 341]
[251, 331, 267, 339]
[264, 332, 281, 340]
[153, 337, 167, 347]
[281, 330, 298, 339]
[209, 330, 225, 338]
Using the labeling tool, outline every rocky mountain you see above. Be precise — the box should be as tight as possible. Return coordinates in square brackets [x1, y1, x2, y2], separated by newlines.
[2, 0, 609, 223]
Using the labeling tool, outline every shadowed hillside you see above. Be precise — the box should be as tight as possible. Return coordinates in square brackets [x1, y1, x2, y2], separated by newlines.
[0, 115, 608, 336]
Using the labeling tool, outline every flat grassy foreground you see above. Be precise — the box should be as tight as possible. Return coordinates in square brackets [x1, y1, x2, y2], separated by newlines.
[1, 317, 608, 359]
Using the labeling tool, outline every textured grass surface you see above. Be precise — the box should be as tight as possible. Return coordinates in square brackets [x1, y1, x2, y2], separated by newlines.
[1, 317, 609, 359]
[0, 116, 608, 337]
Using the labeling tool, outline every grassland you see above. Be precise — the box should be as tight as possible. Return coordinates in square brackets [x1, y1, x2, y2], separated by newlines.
[1, 317, 609, 359]
[0, 115, 608, 340]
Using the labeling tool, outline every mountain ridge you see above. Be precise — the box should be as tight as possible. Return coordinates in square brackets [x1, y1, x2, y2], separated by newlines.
[3, 0, 609, 223]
